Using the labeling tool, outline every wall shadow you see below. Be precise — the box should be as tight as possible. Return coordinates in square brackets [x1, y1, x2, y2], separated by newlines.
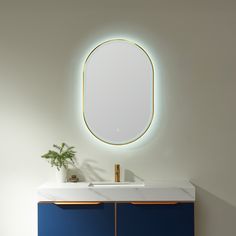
[124, 169, 144, 182]
[68, 159, 106, 182]
[194, 185, 236, 236]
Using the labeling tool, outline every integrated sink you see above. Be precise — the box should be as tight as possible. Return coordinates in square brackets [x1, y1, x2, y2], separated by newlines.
[88, 182, 145, 187]
[37, 180, 195, 202]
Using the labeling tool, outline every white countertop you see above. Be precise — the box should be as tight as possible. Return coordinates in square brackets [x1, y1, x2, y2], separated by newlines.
[38, 180, 195, 202]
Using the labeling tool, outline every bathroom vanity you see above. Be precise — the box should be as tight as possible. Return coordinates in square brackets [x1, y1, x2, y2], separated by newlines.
[38, 181, 195, 236]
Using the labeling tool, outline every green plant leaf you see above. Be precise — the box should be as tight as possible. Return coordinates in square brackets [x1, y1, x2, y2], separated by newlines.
[41, 143, 76, 170]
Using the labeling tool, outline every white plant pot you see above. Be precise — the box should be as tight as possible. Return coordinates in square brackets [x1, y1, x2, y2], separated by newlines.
[55, 167, 67, 183]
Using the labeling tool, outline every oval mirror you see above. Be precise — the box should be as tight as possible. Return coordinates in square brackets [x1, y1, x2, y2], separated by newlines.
[83, 39, 154, 145]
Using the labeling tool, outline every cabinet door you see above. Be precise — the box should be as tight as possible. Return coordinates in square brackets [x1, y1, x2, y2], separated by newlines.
[117, 203, 194, 236]
[38, 203, 114, 236]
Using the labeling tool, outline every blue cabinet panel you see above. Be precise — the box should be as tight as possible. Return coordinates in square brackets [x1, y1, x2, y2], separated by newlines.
[117, 203, 194, 236]
[38, 203, 114, 236]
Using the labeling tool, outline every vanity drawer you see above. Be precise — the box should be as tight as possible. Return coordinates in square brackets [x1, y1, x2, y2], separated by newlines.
[38, 202, 114, 236]
[117, 202, 194, 236]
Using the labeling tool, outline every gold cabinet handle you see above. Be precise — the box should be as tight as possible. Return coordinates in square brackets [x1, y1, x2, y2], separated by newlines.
[130, 201, 178, 205]
[54, 201, 101, 205]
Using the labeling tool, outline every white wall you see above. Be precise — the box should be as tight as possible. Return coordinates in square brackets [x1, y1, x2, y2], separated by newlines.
[0, 1, 236, 235]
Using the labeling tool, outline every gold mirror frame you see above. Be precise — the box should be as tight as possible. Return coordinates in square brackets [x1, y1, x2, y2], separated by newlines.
[82, 39, 154, 145]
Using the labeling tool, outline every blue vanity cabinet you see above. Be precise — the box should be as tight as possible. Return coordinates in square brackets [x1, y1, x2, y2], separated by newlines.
[117, 202, 194, 236]
[38, 202, 114, 236]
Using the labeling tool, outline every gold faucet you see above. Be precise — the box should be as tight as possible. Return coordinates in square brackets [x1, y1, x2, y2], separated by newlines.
[115, 164, 120, 182]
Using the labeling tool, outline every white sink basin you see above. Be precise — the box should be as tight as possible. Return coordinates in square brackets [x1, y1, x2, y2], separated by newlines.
[88, 182, 145, 187]
[37, 180, 195, 202]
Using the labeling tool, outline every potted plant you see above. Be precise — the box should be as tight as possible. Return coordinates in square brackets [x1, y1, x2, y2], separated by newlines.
[41, 143, 76, 182]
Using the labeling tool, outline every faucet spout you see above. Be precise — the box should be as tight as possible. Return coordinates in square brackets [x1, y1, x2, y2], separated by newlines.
[114, 164, 120, 182]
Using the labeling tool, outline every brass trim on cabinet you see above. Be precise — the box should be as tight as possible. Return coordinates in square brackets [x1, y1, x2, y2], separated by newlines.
[54, 201, 101, 205]
[130, 201, 178, 205]
[114, 202, 117, 236]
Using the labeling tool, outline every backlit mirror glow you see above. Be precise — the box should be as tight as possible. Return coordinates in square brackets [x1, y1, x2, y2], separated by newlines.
[83, 39, 154, 145]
